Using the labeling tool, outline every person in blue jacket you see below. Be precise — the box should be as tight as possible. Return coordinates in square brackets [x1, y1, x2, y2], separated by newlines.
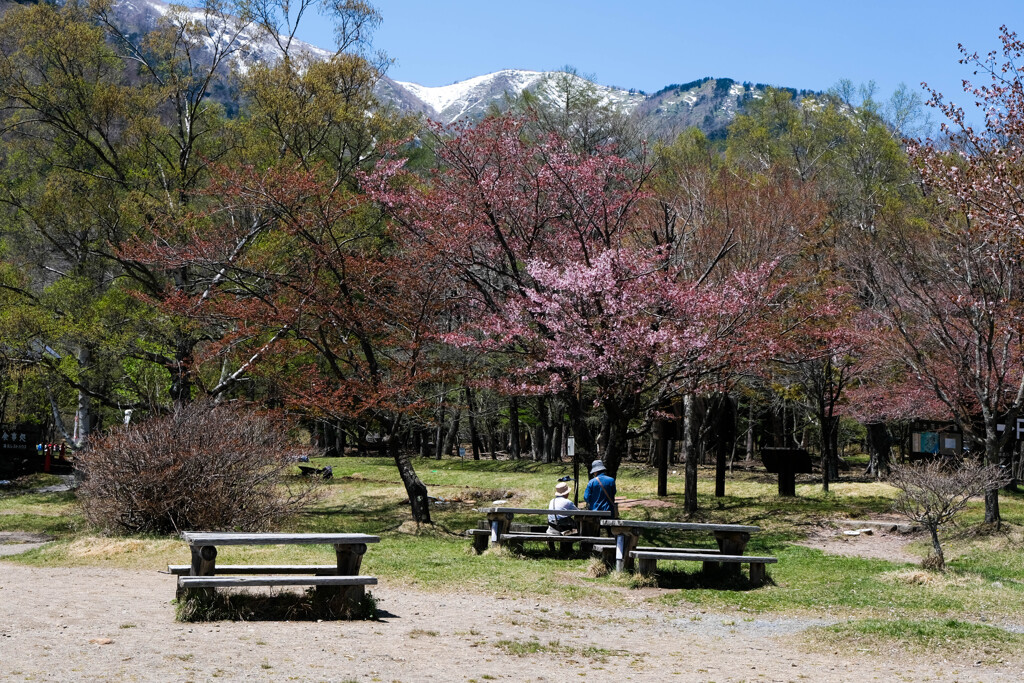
[583, 459, 616, 514]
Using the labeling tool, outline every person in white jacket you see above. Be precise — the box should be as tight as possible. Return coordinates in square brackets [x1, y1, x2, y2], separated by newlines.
[546, 481, 578, 535]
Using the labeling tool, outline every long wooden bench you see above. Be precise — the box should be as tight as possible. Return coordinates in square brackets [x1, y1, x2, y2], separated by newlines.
[168, 564, 342, 575]
[465, 528, 614, 553]
[178, 575, 377, 589]
[630, 550, 778, 586]
[601, 519, 762, 573]
[599, 545, 720, 565]
[473, 507, 612, 553]
[175, 532, 379, 614]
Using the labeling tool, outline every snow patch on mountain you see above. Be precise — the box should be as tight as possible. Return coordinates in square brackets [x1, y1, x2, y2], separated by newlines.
[394, 69, 645, 124]
[397, 70, 545, 116]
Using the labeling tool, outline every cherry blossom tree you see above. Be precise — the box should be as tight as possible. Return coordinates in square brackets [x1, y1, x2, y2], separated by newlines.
[367, 115, 783, 478]
[126, 155, 445, 523]
[864, 26, 1024, 523]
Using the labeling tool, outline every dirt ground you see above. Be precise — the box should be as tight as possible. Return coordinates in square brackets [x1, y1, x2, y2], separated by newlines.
[794, 515, 925, 565]
[2, 531, 1023, 683]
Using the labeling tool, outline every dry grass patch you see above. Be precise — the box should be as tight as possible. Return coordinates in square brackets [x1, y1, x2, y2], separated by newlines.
[54, 536, 183, 569]
[879, 569, 986, 588]
[585, 557, 609, 578]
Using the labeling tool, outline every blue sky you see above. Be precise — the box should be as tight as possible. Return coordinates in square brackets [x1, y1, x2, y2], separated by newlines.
[295, 0, 1023, 123]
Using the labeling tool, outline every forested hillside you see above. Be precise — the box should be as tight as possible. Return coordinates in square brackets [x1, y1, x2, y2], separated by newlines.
[2, 0, 1023, 526]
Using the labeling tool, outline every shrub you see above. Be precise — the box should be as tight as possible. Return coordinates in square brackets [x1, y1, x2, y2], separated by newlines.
[78, 400, 320, 534]
[889, 458, 1008, 570]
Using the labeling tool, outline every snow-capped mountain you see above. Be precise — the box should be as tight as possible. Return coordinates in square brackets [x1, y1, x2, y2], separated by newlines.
[8, 0, 803, 137]
[103, 0, 333, 68]
[378, 70, 784, 137]
[388, 69, 646, 125]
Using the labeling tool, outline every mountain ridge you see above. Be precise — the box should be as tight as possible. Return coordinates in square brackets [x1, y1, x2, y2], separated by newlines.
[1, 0, 805, 137]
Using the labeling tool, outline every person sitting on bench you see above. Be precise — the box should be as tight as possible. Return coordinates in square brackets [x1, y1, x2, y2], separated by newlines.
[546, 481, 579, 535]
[583, 460, 617, 516]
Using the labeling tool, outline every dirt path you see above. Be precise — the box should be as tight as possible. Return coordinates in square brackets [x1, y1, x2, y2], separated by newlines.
[0, 561, 1019, 682]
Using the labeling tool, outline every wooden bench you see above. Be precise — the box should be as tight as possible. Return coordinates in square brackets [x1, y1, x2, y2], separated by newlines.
[176, 532, 379, 613]
[472, 507, 612, 553]
[600, 519, 769, 580]
[630, 550, 778, 586]
[168, 564, 344, 575]
[465, 528, 614, 553]
[177, 575, 377, 589]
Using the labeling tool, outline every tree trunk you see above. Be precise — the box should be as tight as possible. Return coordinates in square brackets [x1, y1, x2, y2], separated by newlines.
[744, 400, 754, 464]
[983, 425, 1002, 524]
[388, 417, 431, 524]
[442, 406, 461, 457]
[549, 403, 564, 463]
[484, 407, 498, 459]
[709, 394, 735, 497]
[601, 404, 630, 478]
[655, 419, 668, 497]
[530, 398, 545, 461]
[356, 423, 368, 455]
[74, 346, 92, 448]
[564, 393, 597, 464]
[434, 394, 446, 459]
[928, 524, 945, 570]
[683, 394, 698, 514]
[169, 338, 194, 404]
[508, 396, 521, 460]
[465, 387, 482, 460]
[864, 422, 892, 478]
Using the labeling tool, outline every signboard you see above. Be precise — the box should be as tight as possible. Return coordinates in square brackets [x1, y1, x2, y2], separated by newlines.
[995, 418, 1024, 439]
[566, 437, 575, 457]
[759, 447, 813, 497]
[910, 420, 962, 458]
[0, 425, 42, 476]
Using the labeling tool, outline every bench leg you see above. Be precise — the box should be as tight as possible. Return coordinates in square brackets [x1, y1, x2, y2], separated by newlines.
[749, 562, 766, 587]
[335, 543, 367, 575]
[579, 518, 599, 555]
[179, 544, 218, 601]
[637, 557, 657, 577]
[613, 533, 638, 572]
[473, 533, 489, 554]
[600, 545, 616, 569]
[487, 513, 513, 547]
[189, 544, 217, 576]
[714, 532, 749, 577]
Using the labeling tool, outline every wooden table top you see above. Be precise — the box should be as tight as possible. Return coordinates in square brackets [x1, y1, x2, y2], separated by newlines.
[478, 507, 612, 517]
[182, 532, 380, 546]
[600, 520, 760, 533]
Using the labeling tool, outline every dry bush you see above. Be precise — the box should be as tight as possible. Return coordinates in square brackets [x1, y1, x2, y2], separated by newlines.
[78, 400, 321, 534]
[889, 459, 1008, 570]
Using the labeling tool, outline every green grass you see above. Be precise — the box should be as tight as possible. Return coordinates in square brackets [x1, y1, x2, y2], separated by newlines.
[810, 618, 1023, 657]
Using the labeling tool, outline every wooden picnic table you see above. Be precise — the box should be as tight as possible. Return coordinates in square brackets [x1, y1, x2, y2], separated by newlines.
[174, 532, 380, 611]
[472, 507, 613, 553]
[600, 519, 764, 576]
